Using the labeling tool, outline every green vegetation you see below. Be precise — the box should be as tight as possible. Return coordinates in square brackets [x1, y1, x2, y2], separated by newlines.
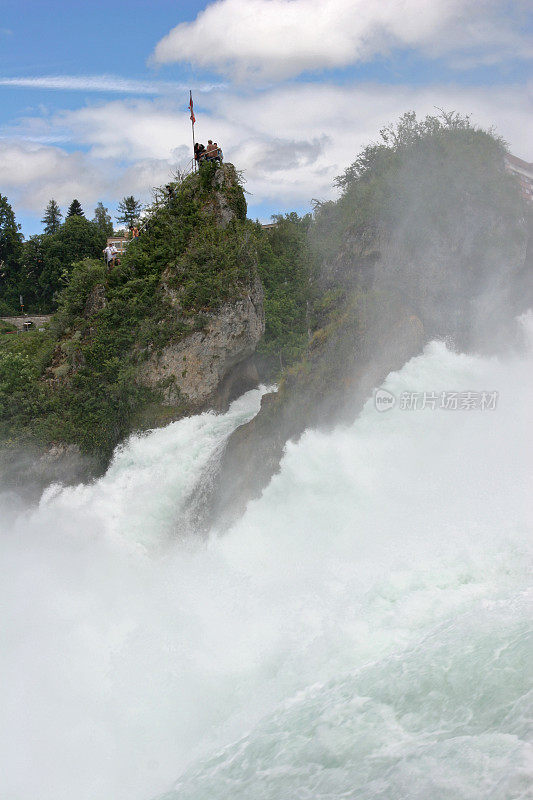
[255, 212, 317, 372]
[0, 320, 17, 335]
[41, 199, 63, 235]
[0, 329, 56, 444]
[0, 163, 263, 466]
[20, 216, 106, 311]
[0, 194, 24, 311]
[66, 199, 84, 218]
[0, 195, 107, 315]
[311, 110, 522, 270]
[252, 111, 528, 428]
[123, 163, 255, 313]
[92, 201, 114, 238]
[116, 195, 143, 228]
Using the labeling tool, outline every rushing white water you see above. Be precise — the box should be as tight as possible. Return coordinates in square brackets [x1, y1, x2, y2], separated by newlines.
[1, 327, 532, 800]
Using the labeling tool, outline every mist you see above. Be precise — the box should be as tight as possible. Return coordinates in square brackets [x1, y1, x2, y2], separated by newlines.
[208, 116, 533, 528]
[1, 316, 532, 800]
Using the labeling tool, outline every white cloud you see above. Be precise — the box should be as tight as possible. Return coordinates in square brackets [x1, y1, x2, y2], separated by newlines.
[0, 75, 224, 95]
[151, 0, 532, 81]
[58, 100, 190, 160]
[0, 142, 106, 212]
[204, 81, 533, 205]
[3, 81, 531, 222]
[0, 141, 173, 215]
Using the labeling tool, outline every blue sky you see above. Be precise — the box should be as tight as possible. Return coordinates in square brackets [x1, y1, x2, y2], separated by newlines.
[1, 0, 531, 237]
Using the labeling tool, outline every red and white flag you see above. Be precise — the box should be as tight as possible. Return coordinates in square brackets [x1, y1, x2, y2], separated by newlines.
[188, 91, 195, 125]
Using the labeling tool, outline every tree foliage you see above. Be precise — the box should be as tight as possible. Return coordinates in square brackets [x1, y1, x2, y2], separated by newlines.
[38, 216, 105, 304]
[67, 199, 84, 218]
[256, 212, 316, 372]
[41, 199, 63, 235]
[92, 201, 114, 238]
[312, 110, 517, 267]
[116, 196, 143, 228]
[0, 194, 23, 310]
[20, 217, 106, 311]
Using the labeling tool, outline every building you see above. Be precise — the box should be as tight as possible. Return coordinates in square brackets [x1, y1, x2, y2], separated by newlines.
[106, 235, 130, 254]
[505, 154, 533, 204]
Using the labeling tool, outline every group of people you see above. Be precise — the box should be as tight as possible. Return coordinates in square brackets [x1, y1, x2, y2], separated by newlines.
[103, 225, 139, 269]
[194, 139, 223, 164]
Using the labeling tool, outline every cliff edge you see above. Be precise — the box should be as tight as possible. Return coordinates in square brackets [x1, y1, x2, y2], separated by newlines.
[0, 162, 265, 487]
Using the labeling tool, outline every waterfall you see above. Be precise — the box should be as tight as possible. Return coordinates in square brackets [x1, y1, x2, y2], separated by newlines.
[1, 322, 531, 800]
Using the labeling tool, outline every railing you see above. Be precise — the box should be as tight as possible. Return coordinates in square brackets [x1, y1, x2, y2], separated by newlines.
[196, 149, 223, 164]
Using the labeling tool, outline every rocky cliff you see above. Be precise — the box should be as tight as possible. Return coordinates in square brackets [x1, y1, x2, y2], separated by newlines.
[0, 163, 266, 490]
[137, 271, 263, 412]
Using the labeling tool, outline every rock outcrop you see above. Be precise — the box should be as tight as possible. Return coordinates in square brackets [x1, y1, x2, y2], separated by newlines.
[138, 272, 264, 411]
[132, 163, 264, 414]
[0, 161, 266, 489]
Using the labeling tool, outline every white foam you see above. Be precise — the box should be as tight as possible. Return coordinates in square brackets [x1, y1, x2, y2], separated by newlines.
[1, 325, 531, 800]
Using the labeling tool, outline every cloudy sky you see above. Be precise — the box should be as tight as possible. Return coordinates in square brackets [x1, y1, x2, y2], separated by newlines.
[1, 0, 532, 236]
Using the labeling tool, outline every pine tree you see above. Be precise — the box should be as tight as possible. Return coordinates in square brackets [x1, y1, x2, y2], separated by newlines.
[0, 193, 23, 297]
[115, 195, 143, 228]
[92, 201, 114, 237]
[41, 199, 63, 235]
[67, 199, 84, 218]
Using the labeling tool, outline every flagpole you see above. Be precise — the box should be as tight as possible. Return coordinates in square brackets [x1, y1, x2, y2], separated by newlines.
[191, 117, 196, 171]
[189, 89, 196, 171]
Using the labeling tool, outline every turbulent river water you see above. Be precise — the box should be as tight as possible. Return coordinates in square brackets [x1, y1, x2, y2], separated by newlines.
[1, 321, 532, 800]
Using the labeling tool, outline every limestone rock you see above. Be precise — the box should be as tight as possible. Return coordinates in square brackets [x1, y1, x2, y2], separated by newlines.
[138, 272, 264, 410]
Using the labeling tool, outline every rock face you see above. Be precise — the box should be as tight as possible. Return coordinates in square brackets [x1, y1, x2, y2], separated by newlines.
[0, 442, 98, 501]
[83, 284, 106, 318]
[135, 162, 265, 413]
[137, 273, 264, 410]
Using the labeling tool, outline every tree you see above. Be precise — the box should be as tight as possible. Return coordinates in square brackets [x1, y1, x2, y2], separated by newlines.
[20, 234, 47, 310]
[36, 217, 106, 307]
[92, 201, 114, 238]
[67, 199, 84, 218]
[115, 195, 143, 228]
[0, 194, 23, 305]
[41, 199, 63, 235]
[256, 212, 316, 371]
